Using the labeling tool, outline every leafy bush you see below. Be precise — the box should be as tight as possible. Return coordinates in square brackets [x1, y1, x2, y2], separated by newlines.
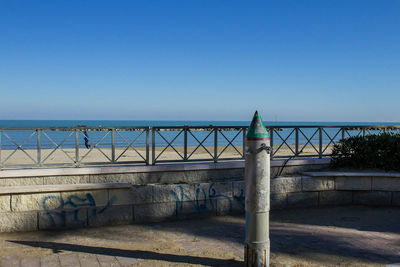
[330, 133, 400, 171]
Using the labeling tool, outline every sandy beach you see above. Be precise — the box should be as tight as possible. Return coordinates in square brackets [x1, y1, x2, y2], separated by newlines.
[0, 144, 334, 167]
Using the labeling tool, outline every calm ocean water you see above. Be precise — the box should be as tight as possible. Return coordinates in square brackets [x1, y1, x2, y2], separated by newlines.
[0, 120, 398, 150]
[0, 120, 398, 128]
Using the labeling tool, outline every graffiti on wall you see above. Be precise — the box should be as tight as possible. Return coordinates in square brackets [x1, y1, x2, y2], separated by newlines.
[41, 193, 115, 227]
[170, 183, 245, 214]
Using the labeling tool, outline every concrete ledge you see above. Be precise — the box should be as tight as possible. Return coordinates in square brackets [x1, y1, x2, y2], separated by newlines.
[0, 183, 132, 195]
[336, 177, 372, 191]
[304, 171, 400, 178]
[0, 158, 329, 178]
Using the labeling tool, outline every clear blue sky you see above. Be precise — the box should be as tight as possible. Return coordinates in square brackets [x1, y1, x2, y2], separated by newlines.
[1, 1, 399, 122]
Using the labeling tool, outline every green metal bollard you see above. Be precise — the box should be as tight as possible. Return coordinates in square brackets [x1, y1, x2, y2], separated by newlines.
[244, 111, 271, 267]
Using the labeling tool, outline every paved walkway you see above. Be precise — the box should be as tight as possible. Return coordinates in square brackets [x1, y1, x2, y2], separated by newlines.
[0, 206, 399, 266]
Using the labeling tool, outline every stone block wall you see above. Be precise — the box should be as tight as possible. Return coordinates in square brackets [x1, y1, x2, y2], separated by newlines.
[0, 184, 134, 232]
[1, 172, 400, 232]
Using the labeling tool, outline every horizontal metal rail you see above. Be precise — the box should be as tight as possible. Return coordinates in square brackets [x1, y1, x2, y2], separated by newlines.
[0, 125, 399, 169]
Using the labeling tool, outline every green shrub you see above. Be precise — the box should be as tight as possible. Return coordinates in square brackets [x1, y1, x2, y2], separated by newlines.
[330, 132, 400, 171]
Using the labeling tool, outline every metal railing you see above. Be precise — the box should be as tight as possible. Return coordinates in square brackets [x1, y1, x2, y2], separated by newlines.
[0, 125, 399, 169]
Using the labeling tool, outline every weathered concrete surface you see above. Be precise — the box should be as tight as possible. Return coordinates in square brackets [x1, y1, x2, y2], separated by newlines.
[336, 177, 372, 191]
[270, 176, 302, 194]
[302, 176, 334, 191]
[372, 177, 400, 191]
[0, 206, 399, 266]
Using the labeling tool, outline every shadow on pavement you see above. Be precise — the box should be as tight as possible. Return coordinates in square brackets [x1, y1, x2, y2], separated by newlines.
[270, 206, 400, 234]
[8, 240, 242, 266]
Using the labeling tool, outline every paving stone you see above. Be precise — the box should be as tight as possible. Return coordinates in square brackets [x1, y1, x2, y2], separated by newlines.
[302, 176, 334, 191]
[78, 253, 100, 267]
[96, 255, 120, 267]
[115, 256, 138, 266]
[21, 257, 40, 267]
[1, 255, 20, 266]
[319, 191, 353, 206]
[336, 177, 372, 190]
[12, 192, 62, 212]
[41, 255, 61, 267]
[271, 177, 302, 194]
[59, 253, 80, 266]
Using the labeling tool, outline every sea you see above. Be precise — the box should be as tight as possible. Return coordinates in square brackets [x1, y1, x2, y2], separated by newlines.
[0, 120, 398, 150]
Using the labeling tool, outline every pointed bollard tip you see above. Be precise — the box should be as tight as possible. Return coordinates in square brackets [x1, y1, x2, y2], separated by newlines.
[246, 111, 270, 140]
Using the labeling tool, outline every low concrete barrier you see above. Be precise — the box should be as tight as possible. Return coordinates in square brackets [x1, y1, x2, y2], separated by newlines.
[10, 159, 400, 233]
[0, 158, 330, 186]
[0, 170, 399, 232]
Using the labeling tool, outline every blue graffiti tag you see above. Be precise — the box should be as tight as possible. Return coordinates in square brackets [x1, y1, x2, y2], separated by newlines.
[41, 193, 115, 227]
[170, 183, 233, 214]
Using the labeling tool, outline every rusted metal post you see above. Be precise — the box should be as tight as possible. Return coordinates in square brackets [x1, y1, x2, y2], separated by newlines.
[244, 111, 271, 267]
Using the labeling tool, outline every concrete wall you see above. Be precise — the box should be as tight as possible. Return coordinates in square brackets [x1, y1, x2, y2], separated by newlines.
[0, 158, 330, 186]
[1, 171, 400, 232]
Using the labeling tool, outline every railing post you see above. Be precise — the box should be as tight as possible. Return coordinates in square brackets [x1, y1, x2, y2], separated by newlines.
[75, 129, 79, 167]
[0, 130, 2, 169]
[111, 128, 115, 163]
[214, 127, 218, 163]
[362, 128, 366, 137]
[183, 126, 188, 161]
[146, 128, 150, 165]
[37, 129, 41, 167]
[242, 127, 246, 159]
[342, 127, 345, 140]
[319, 127, 322, 158]
[269, 128, 274, 160]
[295, 127, 299, 156]
[152, 128, 156, 165]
